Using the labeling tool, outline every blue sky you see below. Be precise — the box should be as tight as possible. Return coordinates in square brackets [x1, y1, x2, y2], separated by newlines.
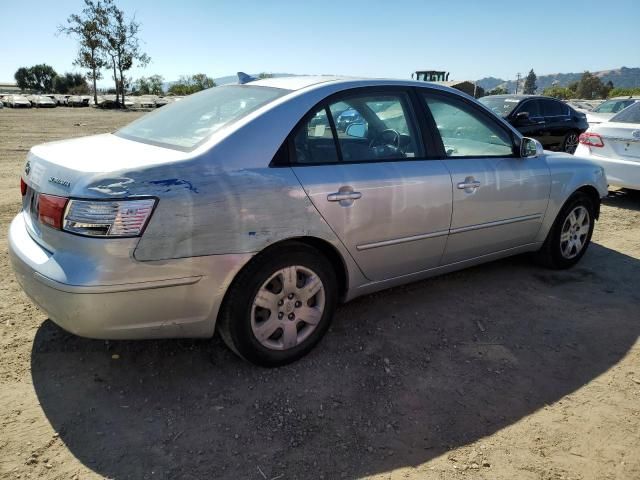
[2, 0, 639, 85]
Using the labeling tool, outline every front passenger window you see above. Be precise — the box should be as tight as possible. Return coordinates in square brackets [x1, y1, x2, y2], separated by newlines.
[423, 94, 514, 158]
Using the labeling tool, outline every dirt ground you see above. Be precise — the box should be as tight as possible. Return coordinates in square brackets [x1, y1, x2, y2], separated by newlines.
[0, 108, 638, 480]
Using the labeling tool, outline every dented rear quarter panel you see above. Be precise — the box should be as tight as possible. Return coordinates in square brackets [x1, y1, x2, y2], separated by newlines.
[535, 152, 608, 243]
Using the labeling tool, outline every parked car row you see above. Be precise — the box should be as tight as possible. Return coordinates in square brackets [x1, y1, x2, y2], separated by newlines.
[0, 94, 33, 108]
[0, 93, 179, 109]
[478, 92, 640, 189]
[584, 97, 640, 125]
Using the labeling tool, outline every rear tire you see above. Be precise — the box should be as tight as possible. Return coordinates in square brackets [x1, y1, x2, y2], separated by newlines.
[536, 192, 595, 269]
[562, 131, 580, 154]
[217, 243, 337, 367]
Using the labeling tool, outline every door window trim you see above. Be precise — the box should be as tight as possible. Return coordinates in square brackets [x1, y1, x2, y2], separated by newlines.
[417, 88, 521, 160]
[276, 86, 436, 167]
[513, 99, 543, 120]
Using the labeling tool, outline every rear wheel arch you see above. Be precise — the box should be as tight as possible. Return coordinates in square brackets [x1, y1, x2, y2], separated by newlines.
[576, 185, 601, 219]
[216, 237, 343, 365]
[217, 236, 348, 330]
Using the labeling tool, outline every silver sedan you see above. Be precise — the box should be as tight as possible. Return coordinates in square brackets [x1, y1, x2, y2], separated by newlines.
[9, 76, 608, 366]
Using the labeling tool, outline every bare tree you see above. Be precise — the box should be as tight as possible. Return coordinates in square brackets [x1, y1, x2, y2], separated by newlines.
[102, 0, 150, 107]
[58, 0, 108, 105]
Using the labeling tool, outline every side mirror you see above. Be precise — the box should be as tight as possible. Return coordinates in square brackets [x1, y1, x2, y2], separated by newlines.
[345, 122, 367, 138]
[514, 111, 530, 123]
[520, 137, 544, 158]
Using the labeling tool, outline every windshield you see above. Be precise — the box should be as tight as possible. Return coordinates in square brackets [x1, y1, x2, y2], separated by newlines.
[610, 102, 640, 124]
[116, 85, 288, 150]
[593, 99, 634, 113]
[478, 96, 521, 117]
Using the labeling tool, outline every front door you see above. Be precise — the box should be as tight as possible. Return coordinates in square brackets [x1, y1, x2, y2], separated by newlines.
[420, 91, 551, 264]
[291, 89, 452, 281]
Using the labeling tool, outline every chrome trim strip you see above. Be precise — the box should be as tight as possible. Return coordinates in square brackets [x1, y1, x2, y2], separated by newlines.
[450, 213, 543, 235]
[356, 229, 449, 251]
[33, 272, 202, 294]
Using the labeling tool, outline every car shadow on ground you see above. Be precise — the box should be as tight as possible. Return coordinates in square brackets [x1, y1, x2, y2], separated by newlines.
[30, 243, 640, 479]
[603, 188, 640, 211]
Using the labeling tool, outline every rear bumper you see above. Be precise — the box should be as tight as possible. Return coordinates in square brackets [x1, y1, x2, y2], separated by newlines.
[8, 213, 253, 339]
[575, 145, 640, 190]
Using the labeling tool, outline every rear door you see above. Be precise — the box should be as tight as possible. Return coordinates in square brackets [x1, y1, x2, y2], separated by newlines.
[290, 88, 453, 281]
[540, 98, 571, 148]
[419, 90, 550, 264]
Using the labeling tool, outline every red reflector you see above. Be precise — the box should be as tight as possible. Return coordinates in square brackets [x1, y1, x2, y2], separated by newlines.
[38, 194, 68, 230]
[20, 178, 27, 196]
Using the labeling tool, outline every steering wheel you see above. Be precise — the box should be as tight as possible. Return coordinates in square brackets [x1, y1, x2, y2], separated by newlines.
[369, 128, 400, 149]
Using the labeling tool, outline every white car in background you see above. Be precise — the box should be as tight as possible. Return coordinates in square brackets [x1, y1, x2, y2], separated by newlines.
[6, 95, 32, 108]
[576, 102, 640, 190]
[586, 97, 639, 126]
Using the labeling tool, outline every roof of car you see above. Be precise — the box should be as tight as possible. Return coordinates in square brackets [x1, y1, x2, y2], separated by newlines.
[250, 76, 350, 90]
[246, 75, 472, 93]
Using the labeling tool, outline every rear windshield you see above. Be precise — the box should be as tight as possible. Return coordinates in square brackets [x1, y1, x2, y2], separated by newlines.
[610, 102, 640, 124]
[478, 97, 521, 117]
[116, 85, 288, 150]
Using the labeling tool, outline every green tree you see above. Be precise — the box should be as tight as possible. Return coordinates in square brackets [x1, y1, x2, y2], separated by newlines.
[13, 64, 58, 92]
[58, 0, 108, 105]
[487, 86, 508, 95]
[102, 0, 150, 107]
[258, 72, 273, 79]
[575, 71, 609, 100]
[523, 69, 537, 94]
[133, 74, 164, 95]
[608, 87, 640, 98]
[53, 73, 90, 94]
[542, 86, 573, 100]
[168, 74, 215, 95]
[14, 67, 31, 91]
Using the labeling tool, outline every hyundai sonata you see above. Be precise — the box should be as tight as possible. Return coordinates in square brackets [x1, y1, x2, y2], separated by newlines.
[9, 76, 608, 366]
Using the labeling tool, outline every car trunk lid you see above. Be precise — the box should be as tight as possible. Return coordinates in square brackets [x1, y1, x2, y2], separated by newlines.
[593, 123, 640, 161]
[20, 133, 188, 245]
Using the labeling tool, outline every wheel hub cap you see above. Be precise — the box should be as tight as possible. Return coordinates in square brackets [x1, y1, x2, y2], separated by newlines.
[251, 265, 325, 351]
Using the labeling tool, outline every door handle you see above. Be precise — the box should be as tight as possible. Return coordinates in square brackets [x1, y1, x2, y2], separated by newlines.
[457, 180, 481, 190]
[327, 191, 362, 202]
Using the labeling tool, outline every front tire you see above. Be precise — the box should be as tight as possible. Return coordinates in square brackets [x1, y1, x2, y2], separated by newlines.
[218, 243, 338, 367]
[536, 192, 595, 269]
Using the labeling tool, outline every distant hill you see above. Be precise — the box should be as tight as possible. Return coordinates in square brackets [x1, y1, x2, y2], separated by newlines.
[477, 67, 640, 93]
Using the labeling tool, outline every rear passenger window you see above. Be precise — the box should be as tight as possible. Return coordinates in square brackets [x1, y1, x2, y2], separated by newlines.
[423, 94, 514, 158]
[540, 99, 565, 117]
[520, 100, 541, 117]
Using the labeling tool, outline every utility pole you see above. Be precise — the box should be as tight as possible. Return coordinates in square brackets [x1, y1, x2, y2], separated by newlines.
[515, 72, 522, 94]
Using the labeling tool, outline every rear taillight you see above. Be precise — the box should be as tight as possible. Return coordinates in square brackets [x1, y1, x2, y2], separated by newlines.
[62, 198, 156, 237]
[38, 194, 68, 229]
[579, 132, 604, 148]
[20, 178, 27, 196]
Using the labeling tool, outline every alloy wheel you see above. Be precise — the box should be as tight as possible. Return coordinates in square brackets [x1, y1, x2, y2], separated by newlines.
[560, 206, 590, 259]
[564, 133, 579, 153]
